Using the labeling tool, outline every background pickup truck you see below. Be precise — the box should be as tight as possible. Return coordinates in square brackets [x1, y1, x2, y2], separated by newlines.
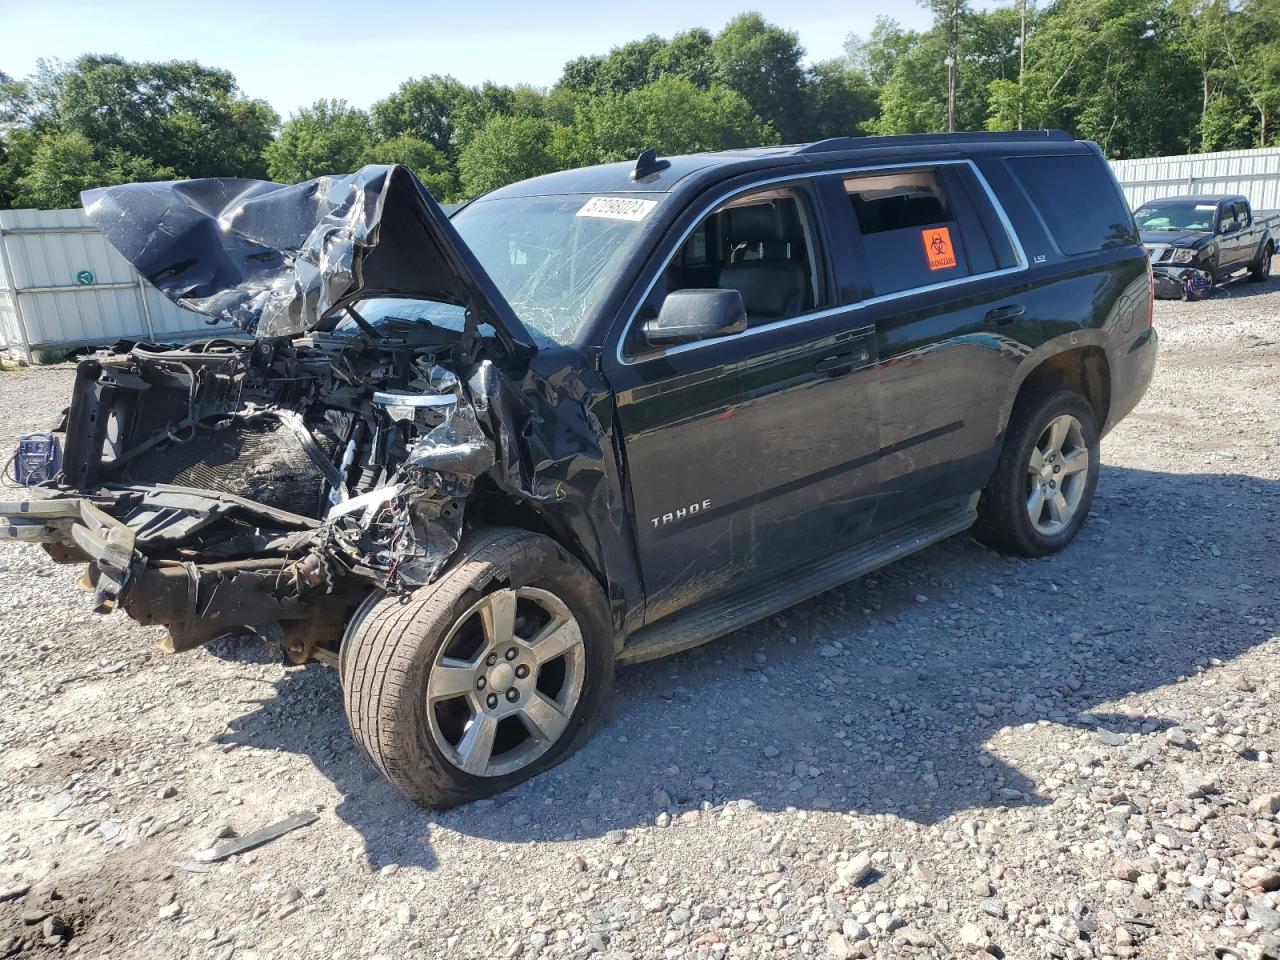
[1135, 194, 1276, 298]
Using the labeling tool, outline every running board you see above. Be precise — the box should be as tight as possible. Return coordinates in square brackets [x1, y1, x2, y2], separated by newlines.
[618, 500, 977, 666]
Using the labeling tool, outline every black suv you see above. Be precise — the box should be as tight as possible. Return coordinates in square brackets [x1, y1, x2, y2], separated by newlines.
[1, 130, 1157, 808]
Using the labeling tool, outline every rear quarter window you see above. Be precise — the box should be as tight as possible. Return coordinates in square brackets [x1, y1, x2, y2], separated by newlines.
[844, 170, 975, 297]
[1007, 154, 1136, 256]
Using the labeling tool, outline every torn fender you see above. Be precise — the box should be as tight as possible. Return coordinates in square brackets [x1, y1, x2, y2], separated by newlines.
[81, 165, 536, 353]
[468, 355, 645, 633]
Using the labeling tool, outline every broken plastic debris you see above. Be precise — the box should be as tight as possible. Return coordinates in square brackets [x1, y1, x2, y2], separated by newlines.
[325, 483, 403, 521]
[192, 810, 318, 863]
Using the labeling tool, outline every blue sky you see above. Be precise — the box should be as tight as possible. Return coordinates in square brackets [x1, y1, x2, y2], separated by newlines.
[0, 0, 938, 117]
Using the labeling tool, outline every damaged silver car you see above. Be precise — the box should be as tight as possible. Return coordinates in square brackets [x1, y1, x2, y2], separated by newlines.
[2, 133, 1158, 806]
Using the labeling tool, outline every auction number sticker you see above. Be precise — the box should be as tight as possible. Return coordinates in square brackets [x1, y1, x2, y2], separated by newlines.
[922, 226, 958, 271]
[577, 196, 658, 221]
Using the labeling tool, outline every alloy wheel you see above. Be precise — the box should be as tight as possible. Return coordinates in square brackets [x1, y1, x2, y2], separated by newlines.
[426, 587, 586, 778]
[1026, 414, 1090, 536]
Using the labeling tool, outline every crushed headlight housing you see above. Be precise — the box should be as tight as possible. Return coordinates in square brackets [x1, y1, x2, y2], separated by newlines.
[1170, 249, 1197, 264]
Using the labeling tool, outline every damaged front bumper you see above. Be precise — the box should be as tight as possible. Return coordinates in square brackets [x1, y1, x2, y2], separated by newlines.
[0, 484, 348, 658]
[0, 490, 135, 602]
[1151, 265, 1211, 299]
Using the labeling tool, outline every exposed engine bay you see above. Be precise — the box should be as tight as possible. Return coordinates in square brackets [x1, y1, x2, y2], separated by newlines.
[38, 322, 504, 657]
[0, 163, 642, 660]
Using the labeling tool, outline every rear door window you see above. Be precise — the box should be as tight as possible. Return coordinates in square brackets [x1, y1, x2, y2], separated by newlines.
[1006, 154, 1136, 255]
[843, 169, 977, 297]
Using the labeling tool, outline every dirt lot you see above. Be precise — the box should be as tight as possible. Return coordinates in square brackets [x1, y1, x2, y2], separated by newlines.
[1, 275, 1278, 960]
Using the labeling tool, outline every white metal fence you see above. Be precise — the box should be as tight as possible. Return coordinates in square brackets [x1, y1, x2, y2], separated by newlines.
[0, 207, 222, 360]
[1111, 146, 1280, 211]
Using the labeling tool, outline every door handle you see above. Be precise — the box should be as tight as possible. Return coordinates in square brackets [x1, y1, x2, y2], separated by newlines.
[985, 304, 1025, 325]
[814, 349, 869, 375]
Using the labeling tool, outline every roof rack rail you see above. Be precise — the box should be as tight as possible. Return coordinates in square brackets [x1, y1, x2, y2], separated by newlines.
[791, 130, 1073, 155]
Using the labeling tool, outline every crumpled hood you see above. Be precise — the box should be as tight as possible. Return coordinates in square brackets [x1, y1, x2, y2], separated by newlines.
[82, 164, 535, 349]
[1139, 229, 1211, 248]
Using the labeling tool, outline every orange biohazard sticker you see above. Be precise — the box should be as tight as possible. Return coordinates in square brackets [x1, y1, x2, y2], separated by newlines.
[922, 227, 958, 271]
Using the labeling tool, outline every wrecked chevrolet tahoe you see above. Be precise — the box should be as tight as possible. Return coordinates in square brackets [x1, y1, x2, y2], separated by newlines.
[1, 131, 1157, 808]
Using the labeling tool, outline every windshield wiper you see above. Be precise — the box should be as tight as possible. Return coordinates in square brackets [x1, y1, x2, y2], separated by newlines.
[345, 305, 385, 342]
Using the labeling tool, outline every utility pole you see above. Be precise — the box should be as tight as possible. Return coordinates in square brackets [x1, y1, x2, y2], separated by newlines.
[1018, 0, 1027, 130]
[925, 0, 964, 132]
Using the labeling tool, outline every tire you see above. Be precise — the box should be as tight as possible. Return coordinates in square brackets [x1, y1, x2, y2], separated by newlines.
[1250, 243, 1273, 282]
[973, 389, 1100, 557]
[339, 527, 615, 808]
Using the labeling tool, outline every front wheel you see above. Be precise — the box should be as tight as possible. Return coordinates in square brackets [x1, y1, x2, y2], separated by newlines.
[339, 527, 615, 808]
[1250, 244, 1273, 282]
[973, 390, 1100, 557]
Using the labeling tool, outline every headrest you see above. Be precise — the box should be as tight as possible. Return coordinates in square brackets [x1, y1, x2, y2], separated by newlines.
[725, 201, 803, 245]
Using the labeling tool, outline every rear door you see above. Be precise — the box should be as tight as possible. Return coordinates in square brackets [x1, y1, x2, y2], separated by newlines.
[819, 162, 1033, 524]
[605, 179, 880, 625]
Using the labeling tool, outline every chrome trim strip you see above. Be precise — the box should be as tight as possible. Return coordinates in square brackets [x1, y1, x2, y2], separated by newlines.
[616, 158, 1029, 367]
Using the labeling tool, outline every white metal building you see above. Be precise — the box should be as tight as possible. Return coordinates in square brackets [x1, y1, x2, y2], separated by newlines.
[1111, 146, 1280, 211]
[0, 207, 221, 360]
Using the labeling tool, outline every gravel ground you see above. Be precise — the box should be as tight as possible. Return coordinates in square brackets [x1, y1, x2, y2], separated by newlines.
[1, 273, 1278, 960]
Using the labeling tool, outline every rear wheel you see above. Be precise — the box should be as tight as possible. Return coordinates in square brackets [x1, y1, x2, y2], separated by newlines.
[340, 527, 614, 808]
[1250, 243, 1273, 282]
[973, 390, 1100, 557]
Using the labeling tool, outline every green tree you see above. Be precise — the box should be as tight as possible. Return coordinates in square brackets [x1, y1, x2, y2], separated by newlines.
[371, 74, 472, 157]
[558, 55, 605, 94]
[1002, 0, 1199, 156]
[559, 76, 776, 166]
[0, 70, 32, 127]
[961, 5, 1025, 130]
[0, 128, 39, 208]
[1222, 0, 1280, 146]
[711, 14, 807, 141]
[49, 55, 276, 179]
[801, 60, 879, 140]
[362, 133, 456, 199]
[452, 81, 550, 144]
[265, 99, 373, 183]
[544, 85, 579, 126]
[13, 130, 173, 208]
[558, 36, 669, 96]
[870, 29, 951, 133]
[1170, 0, 1236, 149]
[596, 35, 670, 93]
[655, 28, 717, 88]
[457, 114, 564, 197]
[846, 18, 916, 87]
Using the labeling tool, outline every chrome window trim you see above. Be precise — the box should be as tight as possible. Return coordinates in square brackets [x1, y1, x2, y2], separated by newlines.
[616, 158, 1029, 367]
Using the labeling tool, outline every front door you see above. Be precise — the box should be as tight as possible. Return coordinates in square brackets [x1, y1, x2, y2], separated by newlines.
[1218, 203, 1251, 274]
[605, 183, 880, 625]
